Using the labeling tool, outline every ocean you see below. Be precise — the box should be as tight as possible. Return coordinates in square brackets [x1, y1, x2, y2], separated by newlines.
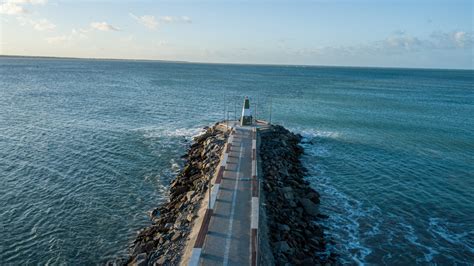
[0, 57, 473, 264]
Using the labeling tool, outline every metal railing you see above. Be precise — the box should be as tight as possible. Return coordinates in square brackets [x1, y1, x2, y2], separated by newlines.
[222, 95, 274, 125]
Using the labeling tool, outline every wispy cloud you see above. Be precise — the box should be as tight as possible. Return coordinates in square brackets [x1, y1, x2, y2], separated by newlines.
[90, 22, 120, 31]
[0, 2, 27, 14]
[10, 0, 47, 3]
[46, 28, 88, 44]
[377, 30, 473, 52]
[129, 13, 158, 30]
[47, 21, 122, 45]
[0, 0, 47, 15]
[159, 16, 192, 23]
[295, 30, 474, 58]
[130, 13, 191, 30]
[2, 0, 55, 33]
[430, 31, 472, 49]
[17, 16, 56, 31]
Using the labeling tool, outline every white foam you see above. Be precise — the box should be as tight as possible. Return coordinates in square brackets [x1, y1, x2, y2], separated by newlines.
[300, 139, 375, 264]
[428, 218, 474, 253]
[292, 127, 342, 140]
[303, 163, 374, 264]
[135, 125, 205, 140]
[170, 158, 180, 173]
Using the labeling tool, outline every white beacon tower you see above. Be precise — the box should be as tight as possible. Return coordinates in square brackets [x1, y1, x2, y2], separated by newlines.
[241, 96, 252, 126]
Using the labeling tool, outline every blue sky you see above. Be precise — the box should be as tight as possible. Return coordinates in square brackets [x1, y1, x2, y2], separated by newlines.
[1, 0, 473, 69]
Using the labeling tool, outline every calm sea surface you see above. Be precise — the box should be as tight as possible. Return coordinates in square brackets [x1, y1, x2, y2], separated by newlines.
[0, 57, 473, 264]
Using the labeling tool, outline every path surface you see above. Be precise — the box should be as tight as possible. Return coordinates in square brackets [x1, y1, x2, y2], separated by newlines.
[199, 126, 253, 265]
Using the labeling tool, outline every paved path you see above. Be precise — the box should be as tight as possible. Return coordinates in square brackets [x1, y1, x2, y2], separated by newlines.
[199, 126, 253, 266]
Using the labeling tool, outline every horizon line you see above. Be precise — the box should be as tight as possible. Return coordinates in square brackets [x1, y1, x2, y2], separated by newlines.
[0, 54, 472, 71]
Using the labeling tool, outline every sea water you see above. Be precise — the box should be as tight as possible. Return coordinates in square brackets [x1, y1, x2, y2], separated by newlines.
[0, 57, 473, 264]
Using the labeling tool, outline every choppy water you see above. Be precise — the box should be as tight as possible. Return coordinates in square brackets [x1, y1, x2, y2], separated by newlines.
[0, 57, 473, 264]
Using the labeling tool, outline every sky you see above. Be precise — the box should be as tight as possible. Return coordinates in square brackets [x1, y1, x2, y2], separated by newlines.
[0, 0, 473, 69]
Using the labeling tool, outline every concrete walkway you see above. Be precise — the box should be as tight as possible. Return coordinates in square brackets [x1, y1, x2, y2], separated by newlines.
[199, 126, 253, 265]
[185, 121, 268, 266]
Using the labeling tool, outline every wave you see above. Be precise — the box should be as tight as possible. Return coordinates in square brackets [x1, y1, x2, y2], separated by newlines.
[304, 167, 375, 264]
[134, 125, 205, 140]
[298, 129, 474, 264]
[292, 127, 342, 140]
[428, 218, 474, 254]
[297, 130, 374, 264]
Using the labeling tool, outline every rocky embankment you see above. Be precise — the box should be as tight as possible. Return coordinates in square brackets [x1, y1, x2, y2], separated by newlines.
[126, 124, 228, 265]
[260, 125, 336, 265]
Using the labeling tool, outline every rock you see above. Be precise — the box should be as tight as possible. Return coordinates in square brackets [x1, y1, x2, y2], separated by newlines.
[289, 200, 297, 208]
[148, 208, 160, 218]
[186, 213, 194, 222]
[133, 253, 147, 266]
[153, 233, 162, 241]
[310, 237, 321, 247]
[307, 191, 320, 204]
[283, 191, 294, 201]
[260, 124, 334, 265]
[171, 232, 181, 242]
[278, 223, 290, 232]
[300, 257, 315, 266]
[299, 198, 319, 217]
[317, 213, 329, 219]
[155, 256, 166, 265]
[275, 241, 292, 254]
[171, 185, 187, 196]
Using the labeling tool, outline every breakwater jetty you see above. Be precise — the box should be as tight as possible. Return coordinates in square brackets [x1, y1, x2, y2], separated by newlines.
[125, 98, 334, 265]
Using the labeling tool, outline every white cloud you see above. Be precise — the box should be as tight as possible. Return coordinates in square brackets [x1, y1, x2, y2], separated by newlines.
[159, 16, 192, 23]
[46, 35, 70, 44]
[90, 22, 120, 31]
[365, 30, 473, 54]
[17, 16, 56, 31]
[2, 0, 54, 33]
[130, 13, 191, 30]
[154, 40, 168, 46]
[33, 18, 55, 30]
[9, 0, 47, 4]
[46, 28, 88, 44]
[130, 13, 158, 30]
[454, 32, 467, 47]
[181, 16, 192, 23]
[383, 34, 423, 51]
[290, 30, 474, 60]
[430, 31, 472, 49]
[0, 2, 27, 14]
[0, 0, 47, 15]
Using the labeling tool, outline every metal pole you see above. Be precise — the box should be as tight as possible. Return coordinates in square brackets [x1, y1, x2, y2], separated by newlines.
[223, 95, 226, 123]
[234, 101, 237, 121]
[252, 103, 256, 124]
[255, 102, 258, 123]
[256, 96, 259, 122]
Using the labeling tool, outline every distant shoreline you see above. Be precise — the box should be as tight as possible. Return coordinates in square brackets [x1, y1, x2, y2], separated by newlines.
[1, 54, 472, 71]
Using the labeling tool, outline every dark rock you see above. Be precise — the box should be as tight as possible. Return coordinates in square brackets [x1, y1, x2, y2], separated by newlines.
[275, 241, 291, 253]
[278, 223, 290, 232]
[300, 198, 319, 217]
[171, 232, 181, 242]
[317, 213, 329, 219]
[126, 124, 229, 265]
[133, 253, 147, 266]
[260, 124, 335, 265]
[155, 256, 166, 265]
[307, 191, 321, 204]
